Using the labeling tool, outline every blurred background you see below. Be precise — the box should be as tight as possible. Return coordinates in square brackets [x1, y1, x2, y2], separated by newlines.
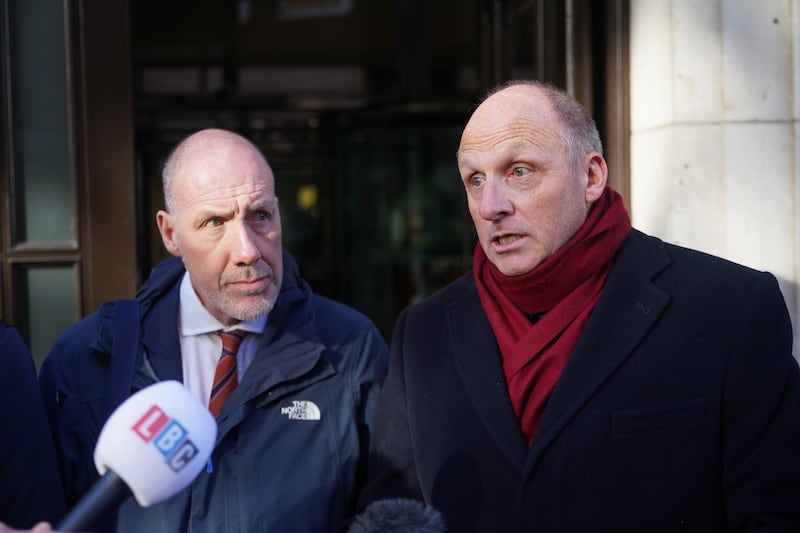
[1, 0, 797, 365]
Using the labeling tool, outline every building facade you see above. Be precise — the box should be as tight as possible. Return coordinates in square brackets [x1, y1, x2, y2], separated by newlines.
[1, 0, 797, 364]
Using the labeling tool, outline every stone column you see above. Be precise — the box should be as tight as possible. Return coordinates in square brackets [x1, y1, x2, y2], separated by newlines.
[629, 0, 799, 356]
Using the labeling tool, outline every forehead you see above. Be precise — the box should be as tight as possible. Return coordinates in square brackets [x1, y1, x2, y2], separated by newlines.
[458, 88, 564, 163]
[173, 138, 275, 200]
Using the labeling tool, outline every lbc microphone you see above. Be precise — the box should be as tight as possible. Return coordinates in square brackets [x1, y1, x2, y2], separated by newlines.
[347, 498, 446, 533]
[56, 380, 217, 532]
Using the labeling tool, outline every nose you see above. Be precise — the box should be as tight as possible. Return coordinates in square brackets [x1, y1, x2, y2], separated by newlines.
[477, 177, 513, 221]
[229, 221, 261, 266]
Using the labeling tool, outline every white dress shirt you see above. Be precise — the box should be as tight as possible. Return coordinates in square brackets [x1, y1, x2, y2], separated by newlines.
[177, 272, 267, 407]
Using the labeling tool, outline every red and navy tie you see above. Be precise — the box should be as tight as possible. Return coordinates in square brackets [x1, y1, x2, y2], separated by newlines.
[208, 330, 246, 417]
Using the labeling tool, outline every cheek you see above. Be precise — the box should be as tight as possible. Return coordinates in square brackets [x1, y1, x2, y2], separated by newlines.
[177, 236, 211, 260]
[551, 201, 587, 242]
[256, 229, 282, 253]
[179, 240, 227, 276]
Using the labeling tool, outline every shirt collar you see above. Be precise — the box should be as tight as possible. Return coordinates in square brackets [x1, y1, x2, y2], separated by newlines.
[178, 272, 267, 337]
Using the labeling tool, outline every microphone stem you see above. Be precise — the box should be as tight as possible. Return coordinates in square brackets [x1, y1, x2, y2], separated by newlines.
[56, 470, 132, 532]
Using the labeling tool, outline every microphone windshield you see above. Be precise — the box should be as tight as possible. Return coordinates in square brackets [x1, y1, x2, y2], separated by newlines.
[348, 498, 446, 533]
[93, 380, 217, 506]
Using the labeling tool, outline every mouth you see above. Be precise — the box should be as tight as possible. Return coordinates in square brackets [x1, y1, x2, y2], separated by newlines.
[495, 234, 522, 246]
[230, 275, 270, 293]
[491, 229, 527, 247]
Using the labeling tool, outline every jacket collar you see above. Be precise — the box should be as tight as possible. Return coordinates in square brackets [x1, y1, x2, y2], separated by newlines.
[91, 247, 330, 398]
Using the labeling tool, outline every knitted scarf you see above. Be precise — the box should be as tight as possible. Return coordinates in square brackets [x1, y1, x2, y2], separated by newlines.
[473, 187, 631, 445]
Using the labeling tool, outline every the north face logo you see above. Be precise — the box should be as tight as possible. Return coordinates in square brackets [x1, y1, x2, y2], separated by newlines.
[280, 400, 321, 421]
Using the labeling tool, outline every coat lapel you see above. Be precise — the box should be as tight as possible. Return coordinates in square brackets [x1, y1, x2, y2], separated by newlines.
[447, 279, 530, 470]
[527, 230, 673, 466]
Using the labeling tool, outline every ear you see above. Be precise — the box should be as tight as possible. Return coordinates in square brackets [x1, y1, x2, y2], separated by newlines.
[156, 210, 181, 257]
[584, 152, 608, 204]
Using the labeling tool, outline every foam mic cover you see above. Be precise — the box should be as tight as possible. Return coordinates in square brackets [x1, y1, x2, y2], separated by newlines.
[347, 498, 446, 533]
[56, 380, 217, 532]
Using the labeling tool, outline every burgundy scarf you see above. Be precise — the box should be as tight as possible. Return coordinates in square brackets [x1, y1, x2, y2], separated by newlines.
[473, 187, 631, 445]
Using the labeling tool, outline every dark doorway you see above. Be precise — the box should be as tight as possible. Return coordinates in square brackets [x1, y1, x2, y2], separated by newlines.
[131, 0, 482, 337]
[129, 0, 625, 338]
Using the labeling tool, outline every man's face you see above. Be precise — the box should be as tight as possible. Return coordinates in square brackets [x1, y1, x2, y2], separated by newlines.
[157, 133, 283, 326]
[457, 86, 604, 277]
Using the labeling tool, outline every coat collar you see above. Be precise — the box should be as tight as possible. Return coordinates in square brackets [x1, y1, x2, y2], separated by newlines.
[448, 230, 673, 470]
[528, 230, 672, 467]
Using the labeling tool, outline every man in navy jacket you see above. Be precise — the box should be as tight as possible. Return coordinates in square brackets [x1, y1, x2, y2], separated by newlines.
[356, 80, 800, 532]
[39, 129, 388, 532]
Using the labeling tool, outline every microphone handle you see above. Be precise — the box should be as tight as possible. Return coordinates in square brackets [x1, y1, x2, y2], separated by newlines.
[56, 470, 132, 532]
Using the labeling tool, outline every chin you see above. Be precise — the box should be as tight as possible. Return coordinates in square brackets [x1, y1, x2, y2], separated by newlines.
[494, 257, 541, 277]
[236, 301, 274, 321]
[215, 294, 275, 323]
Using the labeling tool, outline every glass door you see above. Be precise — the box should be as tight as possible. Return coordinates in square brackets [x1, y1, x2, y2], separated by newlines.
[0, 0, 137, 366]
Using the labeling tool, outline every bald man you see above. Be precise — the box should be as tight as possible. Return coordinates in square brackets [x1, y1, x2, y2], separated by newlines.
[356, 81, 800, 532]
[39, 129, 388, 532]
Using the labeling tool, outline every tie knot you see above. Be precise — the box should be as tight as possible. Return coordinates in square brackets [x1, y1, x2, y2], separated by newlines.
[218, 329, 247, 355]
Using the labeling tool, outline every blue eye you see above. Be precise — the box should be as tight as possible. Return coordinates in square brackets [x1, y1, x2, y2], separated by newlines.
[512, 167, 529, 177]
[470, 175, 485, 188]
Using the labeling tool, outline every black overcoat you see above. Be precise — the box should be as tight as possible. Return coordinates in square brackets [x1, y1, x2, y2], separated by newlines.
[359, 229, 800, 532]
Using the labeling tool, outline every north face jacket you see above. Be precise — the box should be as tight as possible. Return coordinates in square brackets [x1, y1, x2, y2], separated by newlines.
[39, 248, 389, 532]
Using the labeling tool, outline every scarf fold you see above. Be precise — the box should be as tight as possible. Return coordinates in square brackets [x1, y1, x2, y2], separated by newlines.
[474, 187, 631, 445]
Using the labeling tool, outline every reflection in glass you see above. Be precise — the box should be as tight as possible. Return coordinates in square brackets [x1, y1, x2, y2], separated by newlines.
[7, 0, 73, 243]
[17, 266, 77, 369]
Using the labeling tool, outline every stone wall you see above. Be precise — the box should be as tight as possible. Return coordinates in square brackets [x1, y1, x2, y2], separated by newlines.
[629, 0, 799, 357]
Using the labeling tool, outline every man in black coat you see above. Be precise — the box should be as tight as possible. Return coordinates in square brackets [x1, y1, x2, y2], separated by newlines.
[356, 80, 800, 532]
[0, 321, 65, 529]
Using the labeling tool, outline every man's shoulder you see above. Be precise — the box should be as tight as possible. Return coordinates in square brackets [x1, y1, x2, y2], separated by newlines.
[310, 293, 384, 339]
[614, 230, 786, 319]
[45, 296, 149, 363]
[56, 307, 107, 342]
[404, 272, 477, 316]
[0, 319, 20, 347]
[303, 293, 388, 381]
[625, 228, 773, 280]
[0, 320, 33, 376]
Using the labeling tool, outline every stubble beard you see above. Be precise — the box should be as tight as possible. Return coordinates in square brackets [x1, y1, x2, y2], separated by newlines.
[205, 264, 281, 322]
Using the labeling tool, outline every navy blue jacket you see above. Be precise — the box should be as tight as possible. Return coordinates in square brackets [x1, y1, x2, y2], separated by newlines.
[0, 321, 66, 528]
[358, 230, 800, 532]
[40, 249, 388, 532]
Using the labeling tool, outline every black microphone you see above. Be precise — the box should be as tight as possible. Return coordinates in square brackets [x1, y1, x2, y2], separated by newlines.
[347, 498, 446, 533]
[56, 471, 131, 532]
[56, 381, 217, 532]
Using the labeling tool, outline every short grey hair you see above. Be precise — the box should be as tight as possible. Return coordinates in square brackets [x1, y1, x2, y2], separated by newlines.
[161, 144, 183, 214]
[161, 128, 269, 214]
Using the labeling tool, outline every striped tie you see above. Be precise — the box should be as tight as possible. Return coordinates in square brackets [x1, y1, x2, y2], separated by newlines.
[209, 330, 246, 417]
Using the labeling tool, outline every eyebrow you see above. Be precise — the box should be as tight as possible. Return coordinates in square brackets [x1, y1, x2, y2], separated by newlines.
[249, 197, 278, 211]
[192, 197, 277, 223]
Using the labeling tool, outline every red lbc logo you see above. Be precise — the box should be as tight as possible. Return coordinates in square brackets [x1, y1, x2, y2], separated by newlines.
[132, 405, 200, 472]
